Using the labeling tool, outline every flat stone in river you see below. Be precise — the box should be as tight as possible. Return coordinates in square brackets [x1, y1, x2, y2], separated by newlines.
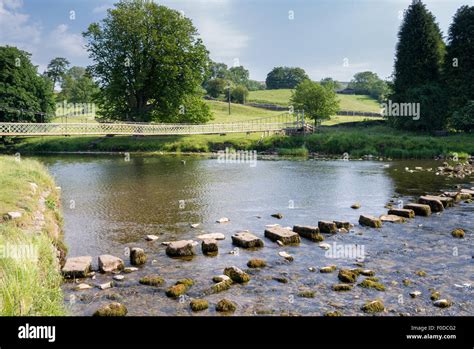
[62, 256, 93, 278]
[388, 208, 415, 218]
[231, 231, 264, 248]
[380, 214, 406, 223]
[318, 220, 337, 234]
[423, 195, 454, 208]
[358, 215, 382, 228]
[165, 240, 196, 257]
[264, 226, 300, 245]
[404, 203, 431, 216]
[418, 196, 444, 212]
[293, 225, 324, 241]
[98, 255, 124, 273]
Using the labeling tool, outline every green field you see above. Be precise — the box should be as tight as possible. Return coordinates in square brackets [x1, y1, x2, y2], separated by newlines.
[247, 89, 382, 113]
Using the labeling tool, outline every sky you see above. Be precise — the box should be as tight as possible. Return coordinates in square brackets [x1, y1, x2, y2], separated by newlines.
[0, 0, 470, 82]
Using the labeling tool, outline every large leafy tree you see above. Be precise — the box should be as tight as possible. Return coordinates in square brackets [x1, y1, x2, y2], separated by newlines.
[390, 1, 446, 131]
[266, 67, 309, 89]
[0, 46, 55, 122]
[44, 57, 70, 91]
[347, 71, 388, 101]
[290, 80, 339, 122]
[58, 66, 99, 103]
[444, 5, 474, 127]
[83, 0, 211, 123]
[227, 66, 249, 86]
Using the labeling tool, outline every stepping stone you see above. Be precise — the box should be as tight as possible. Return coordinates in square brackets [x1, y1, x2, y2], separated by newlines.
[423, 195, 454, 208]
[404, 203, 431, 216]
[318, 220, 337, 234]
[334, 221, 351, 229]
[379, 214, 406, 223]
[388, 208, 415, 218]
[293, 225, 324, 241]
[62, 256, 93, 278]
[460, 188, 474, 196]
[98, 255, 124, 273]
[442, 192, 462, 202]
[231, 231, 264, 248]
[201, 239, 218, 255]
[130, 248, 147, 266]
[197, 233, 225, 240]
[418, 196, 444, 212]
[358, 215, 382, 228]
[165, 240, 196, 257]
[264, 226, 300, 245]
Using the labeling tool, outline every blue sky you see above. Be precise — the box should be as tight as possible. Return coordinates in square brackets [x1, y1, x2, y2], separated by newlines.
[0, 0, 469, 82]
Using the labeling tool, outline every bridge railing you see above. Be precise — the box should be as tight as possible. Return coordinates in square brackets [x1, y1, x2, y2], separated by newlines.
[0, 113, 299, 136]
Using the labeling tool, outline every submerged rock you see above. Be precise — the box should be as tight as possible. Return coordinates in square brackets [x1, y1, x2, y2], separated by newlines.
[358, 279, 385, 291]
[176, 278, 194, 287]
[360, 269, 375, 277]
[247, 259, 267, 268]
[224, 266, 250, 283]
[415, 270, 427, 277]
[212, 275, 231, 283]
[130, 247, 147, 266]
[338, 269, 358, 283]
[139, 275, 165, 286]
[123, 267, 139, 273]
[325, 310, 343, 316]
[165, 240, 196, 257]
[216, 217, 230, 223]
[293, 225, 324, 242]
[410, 291, 422, 298]
[433, 299, 452, 308]
[75, 283, 92, 291]
[430, 291, 441, 301]
[273, 276, 288, 284]
[271, 213, 283, 219]
[216, 299, 236, 313]
[451, 228, 465, 238]
[318, 220, 337, 234]
[62, 256, 93, 278]
[231, 231, 264, 248]
[98, 255, 124, 273]
[166, 283, 188, 298]
[278, 251, 294, 262]
[93, 302, 127, 316]
[190, 299, 209, 312]
[333, 284, 353, 292]
[351, 203, 361, 209]
[361, 300, 385, 313]
[211, 279, 233, 293]
[358, 215, 382, 228]
[264, 226, 300, 245]
[403, 203, 431, 216]
[319, 265, 337, 273]
[297, 290, 315, 298]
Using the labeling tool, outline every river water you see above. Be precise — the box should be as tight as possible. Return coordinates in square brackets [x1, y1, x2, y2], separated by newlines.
[34, 155, 473, 316]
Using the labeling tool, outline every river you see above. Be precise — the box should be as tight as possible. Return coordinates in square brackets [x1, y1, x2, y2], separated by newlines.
[34, 155, 473, 316]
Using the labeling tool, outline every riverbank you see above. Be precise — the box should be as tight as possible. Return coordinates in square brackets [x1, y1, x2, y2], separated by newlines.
[0, 156, 66, 315]
[4, 125, 473, 159]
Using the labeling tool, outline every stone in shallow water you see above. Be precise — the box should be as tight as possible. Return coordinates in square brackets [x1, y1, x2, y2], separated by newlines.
[278, 251, 294, 261]
[388, 208, 415, 218]
[201, 239, 218, 255]
[423, 195, 454, 208]
[123, 267, 139, 273]
[97, 281, 113, 290]
[358, 215, 382, 228]
[216, 299, 236, 312]
[93, 302, 127, 316]
[197, 233, 225, 240]
[216, 217, 230, 223]
[418, 196, 444, 212]
[224, 266, 250, 283]
[334, 221, 351, 229]
[318, 220, 337, 234]
[433, 299, 452, 308]
[190, 299, 209, 312]
[247, 259, 266, 268]
[264, 226, 300, 245]
[165, 240, 196, 257]
[98, 255, 124, 273]
[113, 275, 124, 281]
[380, 214, 406, 223]
[403, 203, 431, 216]
[145, 235, 159, 241]
[410, 291, 422, 298]
[451, 228, 465, 238]
[231, 231, 264, 248]
[130, 247, 147, 266]
[293, 225, 324, 242]
[361, 300, 384, 313]
[75, 283, 92, 291]
[62, 256, 93, 278]
[320, 265, 337, 273]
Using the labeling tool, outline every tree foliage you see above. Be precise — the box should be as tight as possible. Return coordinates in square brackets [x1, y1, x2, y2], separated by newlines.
[290, 80, 339, 122]
[451, 101, 474, 133]
[44, 57, 70, 91]
[266, 66, 309, 89]
[0, 46, 55, 122]
[230, 85, 248, 104]
[57, 66, 99, 103]
[389, 1, 446, 131]
[206, 78, 228, 98]
[83, 0, 211, 123]
[347, 71, 388, 101]
[320, 77, 341, 91]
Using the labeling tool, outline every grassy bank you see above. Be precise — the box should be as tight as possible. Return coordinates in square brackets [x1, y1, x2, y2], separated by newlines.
[7, 124, 473, 159]
[0, 156, 66, 315]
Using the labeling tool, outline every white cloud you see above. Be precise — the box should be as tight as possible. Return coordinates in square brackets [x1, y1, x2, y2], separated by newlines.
[45, 24, 87, 58]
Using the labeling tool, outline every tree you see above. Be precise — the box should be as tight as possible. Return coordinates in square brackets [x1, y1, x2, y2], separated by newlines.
[290, 80, 339, 122]
[0, 46, 55, 122]
[245, 79, 265, 91]
[451, 101, 474, 132]
[390, 1, 446, 130]
[444, 5, 474, 119]
[231, 85, 248, 104]
[320, 77, 341, 91]
[347, 71, 388, 101]
[83, 0, 211, 123]
[205, 78, 228, 98]
[44, 57, 70, 91]
[227, 66, 249, 86]
[266, 67, 309, 89]
[58, 66, 99, 103]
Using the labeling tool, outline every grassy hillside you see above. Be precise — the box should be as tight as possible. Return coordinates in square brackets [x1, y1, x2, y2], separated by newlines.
[247, 89, 381, 113]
